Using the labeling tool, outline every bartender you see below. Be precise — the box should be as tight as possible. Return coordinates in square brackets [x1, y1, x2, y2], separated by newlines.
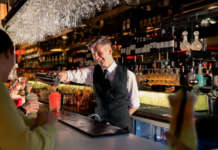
[59, 36, 140, 130]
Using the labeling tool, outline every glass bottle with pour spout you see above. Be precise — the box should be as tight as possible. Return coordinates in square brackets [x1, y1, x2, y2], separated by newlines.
[180, 31, 191, 51]
[191, 31, 202, 51]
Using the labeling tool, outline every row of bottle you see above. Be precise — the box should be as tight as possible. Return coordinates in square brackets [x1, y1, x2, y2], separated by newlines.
[180, 31, 203, 51]
[121, 28, 175, 55]
[122, 54, 214, 89]
[186, 61, 213, 87]
[40, 54, 66, 65]
[120, 29, 205, 56]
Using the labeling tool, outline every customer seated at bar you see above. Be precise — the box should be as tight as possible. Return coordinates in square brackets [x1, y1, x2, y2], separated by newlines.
[0, 29, 57, 150]
[59, 36, 140, 130]
[9, 77, 40, 116]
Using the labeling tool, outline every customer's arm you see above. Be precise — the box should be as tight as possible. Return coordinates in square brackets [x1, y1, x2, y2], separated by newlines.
[0, 83, 56, 150]
[127, 70, 140, 115]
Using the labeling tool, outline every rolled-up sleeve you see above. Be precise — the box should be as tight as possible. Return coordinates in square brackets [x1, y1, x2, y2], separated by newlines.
[127, 70, 140, 108]
[66, 66, 94, 86]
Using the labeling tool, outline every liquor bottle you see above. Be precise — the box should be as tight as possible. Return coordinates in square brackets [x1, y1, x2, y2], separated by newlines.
[180, 66, 187, 86]
[125, 33, 131, 56]
[126, 18, 131, 33]
[130, 35, 136, 56]
[190, 31, 202, 51]
[150, 32, 156, 54]
[135, 32, 140, 55]
[187, 62, 198, 86]
[144, 34, 151, 53]
[122, 19, 126, 32]
[180, 31, 191, 51]
[204, 63, 213, 87]
[197, 62, 205, 87]
[160, 28, 166, 52]
[168, 26, 175, 53]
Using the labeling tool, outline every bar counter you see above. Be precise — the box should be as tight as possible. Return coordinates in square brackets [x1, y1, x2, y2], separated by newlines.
[55, 120, 169, 150]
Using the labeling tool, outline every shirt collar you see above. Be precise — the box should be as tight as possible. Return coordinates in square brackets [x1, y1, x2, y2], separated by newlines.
[102, 61, 117, 73]
[106, 61, 117, 73]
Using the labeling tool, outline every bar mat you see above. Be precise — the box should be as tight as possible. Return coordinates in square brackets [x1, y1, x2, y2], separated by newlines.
[57, 111, 129, 137]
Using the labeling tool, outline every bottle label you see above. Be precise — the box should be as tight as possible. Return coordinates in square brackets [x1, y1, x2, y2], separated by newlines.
[169, 40, 175, 47]
[130, 44, 136, 50]
[156, 42, 160, 49]
[127, 19, 130, 29]
[126, 47, 131, 55]
[121, 48, 125, 54]
[143, 45, 146, 53]
[122, 20, 126, 31]
[160, 42, 164, 48]
[135, 48, 139, 54]
[164, 41, 169, 48]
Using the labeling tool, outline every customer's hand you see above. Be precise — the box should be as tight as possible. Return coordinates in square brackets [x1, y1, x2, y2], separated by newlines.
[22, 100, 39, 114]
[58, 71, 67, 82]
[165, 132, 193, 150]
[36, 111, 57, 126]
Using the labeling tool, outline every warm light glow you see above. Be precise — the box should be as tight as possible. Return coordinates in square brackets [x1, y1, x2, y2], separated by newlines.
[107, 36, 115, 39]
[80, 42, 88, 45]
[61, 35, 68, 40]
[126, 56, 136, 59]
[122, 32, 129, 36]
[50, 48, 63, 52]
[0, 3, 7, 20]
[208, 5, 218, 10]
[76, 49, 89, 53]
[15, 49, 25, 55]
[154, 28, 160, 31]
[26, 48, 38, 54]
[65, 48, 70, 51]
[146, 26, 154, 30]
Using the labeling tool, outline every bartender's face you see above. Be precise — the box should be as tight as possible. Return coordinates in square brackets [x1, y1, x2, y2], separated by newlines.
[91, 43, 112, 68]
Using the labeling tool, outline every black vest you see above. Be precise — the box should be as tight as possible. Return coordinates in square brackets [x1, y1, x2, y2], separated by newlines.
[93, 64, 130, 129]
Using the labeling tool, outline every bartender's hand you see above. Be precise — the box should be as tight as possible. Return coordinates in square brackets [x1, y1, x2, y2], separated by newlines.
[88, 113, 102, 122]
[129, 107, 138, 115]
[36, 110, 57, 126]
[58, 71, 68, 82]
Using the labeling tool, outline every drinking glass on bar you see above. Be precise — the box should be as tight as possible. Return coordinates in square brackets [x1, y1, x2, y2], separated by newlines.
[49, 90, 61, 116]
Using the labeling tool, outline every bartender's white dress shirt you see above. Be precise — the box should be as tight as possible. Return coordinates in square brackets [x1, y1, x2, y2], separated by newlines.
[66, 62, 140, 108]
